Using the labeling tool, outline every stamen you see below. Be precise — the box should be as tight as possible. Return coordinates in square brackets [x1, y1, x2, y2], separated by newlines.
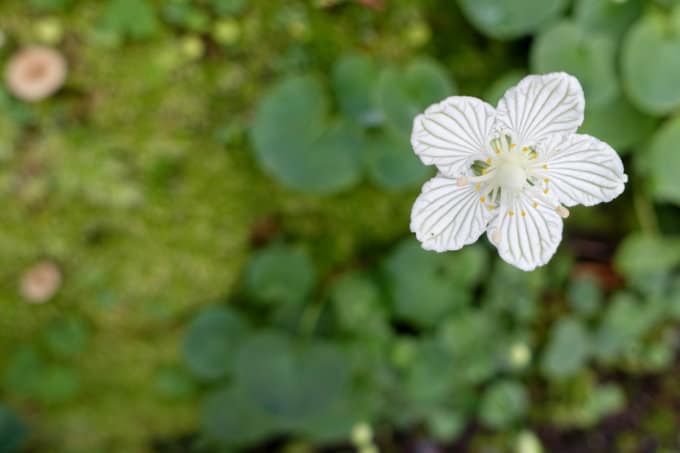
[508, 210, 514, 217]
[522, 146, 528, 152]
[556, 206, 570, 218]
[542, 164, 548, 169]
[521, 210, 526, 217]
[544, 178, 549, 183]
[510, 144, 516, 149]
[543, 188, 549, 194]
[480, 196, 486, 203]
[486, 158, 492, 164]
[456, 176, 469, 187]
[532, 202, 537, 208]
[475, 184, 481, 191]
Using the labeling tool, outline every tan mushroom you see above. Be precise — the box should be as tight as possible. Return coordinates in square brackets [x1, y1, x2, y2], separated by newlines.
[20, 260, 62, 303]
[5, 46, 67, 102]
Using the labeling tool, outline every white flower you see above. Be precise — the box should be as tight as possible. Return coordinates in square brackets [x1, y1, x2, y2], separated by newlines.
[410, 73, 627, 271]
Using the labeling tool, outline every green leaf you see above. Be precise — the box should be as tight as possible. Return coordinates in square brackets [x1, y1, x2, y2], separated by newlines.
[154, 365, 197, 401]
[593, 292, 664, 363]
[36, 365, 80, 404]
[567, 275, 602, 317]
[377, 60, 455, 135]
[436, 310, 501, 384]
[479, 380, 528, 429]
[251, 75, 363, 194]
[614, 234, 680, 278]
[644, 116, 680, 204]
[457, 0, 568, 39]
[483, 70, 526, 105]
[574, 0, 643, 37]
[579, 93, 657, 152]
[201, 386, 277, 447]
[235, 331, 350, 426]
[531, 21, 618, 107]
[29, 0, 72, 12]
[622, 10, 680, 114]
[541, 318, 590, 378]
[426, 408, 464, 442]
[384, 240, 485, 327]
[244, 243, 315, 306]
[0, 406, 29, 453]
[183, 306, 248, 380]
[100, 0, 160, 41]
[332, 54, 383, 127]
[329, 271, 389, 336]
[212, 0, 248, 16]
[363, 131, 431, 191]
[42, 315, 90, 358]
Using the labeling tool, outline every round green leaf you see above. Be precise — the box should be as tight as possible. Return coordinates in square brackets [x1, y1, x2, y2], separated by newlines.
[541, 318, 590, 378]
[531, 21, 618, 107]
[567, 275, 602, 316]
[377, 60, 455, 135]
[0, 406, 29, 453]
[235, 331, 349, 425]
[329, 271, 388, 336]
[479, 380, 528, 429]
[622, 11, 680, 114]
[574, 0, 643, 37]
[37, 365, 80, 404]
[579, 93, 656, 152]
[244, 244, 315, 306]
[457, 0, 568, 39]
[363, 131, 431, 191]
[384, 240, 484, 327]
[183, 306, 248, 380]
[614, 233, 680, 277]
[43, 315, 90, 358]
[201, 386, 277, 447]
[332, 54, 382, 127]
[644, 116, 680, 204]
[251, 75, 363, 194]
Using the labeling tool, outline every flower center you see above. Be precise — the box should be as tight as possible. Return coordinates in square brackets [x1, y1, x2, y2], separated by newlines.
[494, 154, 527, 191]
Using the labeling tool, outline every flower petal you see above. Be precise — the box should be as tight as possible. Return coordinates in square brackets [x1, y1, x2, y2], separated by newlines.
[487, 193, 563, 271]
[496, 73, 585, 146]
[537, 133, 627, 207]
[411, 96, 496, 177]
[410, 174, 491, 252]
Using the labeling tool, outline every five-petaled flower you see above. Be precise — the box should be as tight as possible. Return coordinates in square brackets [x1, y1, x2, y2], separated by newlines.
[410, 73, 627, 271]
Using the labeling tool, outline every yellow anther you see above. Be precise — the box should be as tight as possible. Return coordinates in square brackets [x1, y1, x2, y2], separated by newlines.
[522, 146, 528, 152]
[487, 204, 495, 210]
[542, 164, 548, 169]
[475, 184, 481, 191]
[486, 158, 492, 164]
[482, 168, 487, 175]
[480, 196, 486, 203]
[532, 202, 538, 208]
[544, 178, 549, 183]
[510, 144, 516, 149]
[543, 188, 549, 194]
[495, 149, 501, 154]
[508, 210, 514, 216]
[521, 210, 526, 217]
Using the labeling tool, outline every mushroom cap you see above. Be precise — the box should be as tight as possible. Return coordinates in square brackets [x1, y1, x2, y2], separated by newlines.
[5, 46, 67, 102]
[20, 261, 62, 303]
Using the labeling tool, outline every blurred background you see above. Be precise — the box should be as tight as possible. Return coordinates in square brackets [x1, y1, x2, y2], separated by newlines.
[0, 0, 679, 452]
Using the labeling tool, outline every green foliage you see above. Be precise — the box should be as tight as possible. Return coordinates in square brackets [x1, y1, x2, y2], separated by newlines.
[244, 243, 316, 306]
[183, 307, 248, 380]
[531, 21, 618, 107]
[541, 318, 590, 378]
[457, 0, 568, 39]
[479, 380, 528, 429]
[0, 406, 28, 453]
[645, 116, 680, 204]
[100, 0, 160, 41]
[251, 75, 363, 194]
[622, 9, 680, 114]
